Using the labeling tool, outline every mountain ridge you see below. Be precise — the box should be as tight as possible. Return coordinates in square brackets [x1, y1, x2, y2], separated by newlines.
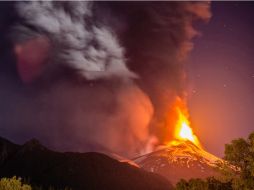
[0, 136, 173, 190]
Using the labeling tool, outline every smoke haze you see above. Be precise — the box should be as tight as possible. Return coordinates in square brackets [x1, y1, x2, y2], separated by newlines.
[0, 2, 211, 158]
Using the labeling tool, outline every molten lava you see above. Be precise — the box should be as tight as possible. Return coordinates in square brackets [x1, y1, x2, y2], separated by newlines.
[172, 97, 202, 148]
[179, 122, 194, 142]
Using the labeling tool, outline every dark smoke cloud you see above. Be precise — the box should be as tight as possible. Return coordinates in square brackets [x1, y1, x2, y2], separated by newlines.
[93, 2, 211, 142]
[0, 2, 210, 158]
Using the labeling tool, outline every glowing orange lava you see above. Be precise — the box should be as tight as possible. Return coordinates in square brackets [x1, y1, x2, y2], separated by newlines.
[172, 98, 202, 148]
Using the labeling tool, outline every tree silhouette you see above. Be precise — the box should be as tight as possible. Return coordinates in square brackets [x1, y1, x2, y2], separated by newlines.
[0, 177, 31, 190]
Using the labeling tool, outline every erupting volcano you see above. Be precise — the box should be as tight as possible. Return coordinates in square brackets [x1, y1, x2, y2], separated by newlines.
[0, 1, 252, 189]
[133, 98, 233, 185]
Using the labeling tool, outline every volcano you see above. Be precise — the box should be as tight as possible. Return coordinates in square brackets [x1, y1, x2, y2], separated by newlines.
[132, 97, 236, 185]
[133, 140, 233, 185]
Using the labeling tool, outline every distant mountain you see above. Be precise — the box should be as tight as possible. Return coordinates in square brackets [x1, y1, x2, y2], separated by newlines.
[133, 140, 234, 185]
[0, 137, 173, 190]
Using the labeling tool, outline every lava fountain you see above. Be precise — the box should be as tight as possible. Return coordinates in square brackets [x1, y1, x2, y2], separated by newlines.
[171, 97, 202, 148]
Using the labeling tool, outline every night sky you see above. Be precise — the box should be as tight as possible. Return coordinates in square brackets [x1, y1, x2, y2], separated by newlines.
[188, 2, 254, 157]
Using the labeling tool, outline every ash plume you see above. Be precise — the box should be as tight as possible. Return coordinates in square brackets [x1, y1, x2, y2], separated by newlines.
[12, 1, 136, 81]
[0, 2, 211, 158]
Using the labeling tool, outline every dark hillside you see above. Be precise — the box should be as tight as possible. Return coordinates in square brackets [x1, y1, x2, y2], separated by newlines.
[0, 137, 173, 190]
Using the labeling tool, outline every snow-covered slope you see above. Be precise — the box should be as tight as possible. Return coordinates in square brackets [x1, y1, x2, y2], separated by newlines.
[133, 140, 231, 185]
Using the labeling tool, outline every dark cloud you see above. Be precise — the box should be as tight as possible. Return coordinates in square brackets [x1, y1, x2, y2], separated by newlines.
[93, 2, 211, 142]
[0, 2, 210, 158]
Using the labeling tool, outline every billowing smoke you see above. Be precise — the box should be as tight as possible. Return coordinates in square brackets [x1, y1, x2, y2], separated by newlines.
[0, 2, 211, 158]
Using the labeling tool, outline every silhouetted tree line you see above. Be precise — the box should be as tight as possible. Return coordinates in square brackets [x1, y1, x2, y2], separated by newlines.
[0, 177, 71, 190]
[175, 132, 254, 190]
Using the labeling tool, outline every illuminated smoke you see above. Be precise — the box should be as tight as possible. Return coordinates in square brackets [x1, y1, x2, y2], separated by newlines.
[0, 2, 211, 158]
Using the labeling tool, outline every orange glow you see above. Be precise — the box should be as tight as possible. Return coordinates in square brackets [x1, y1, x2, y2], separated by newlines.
[172, 97, 202, 148]
[179, 122, 194, 141]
